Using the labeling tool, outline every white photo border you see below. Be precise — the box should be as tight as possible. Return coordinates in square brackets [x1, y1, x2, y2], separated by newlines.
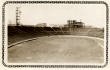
[2, 1, 109, 68]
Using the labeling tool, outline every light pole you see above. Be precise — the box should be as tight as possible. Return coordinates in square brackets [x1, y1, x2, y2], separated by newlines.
[16, 7, 21, 26]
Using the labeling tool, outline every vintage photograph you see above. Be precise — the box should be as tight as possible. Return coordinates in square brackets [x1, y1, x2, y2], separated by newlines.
[6, 3, 106, 64]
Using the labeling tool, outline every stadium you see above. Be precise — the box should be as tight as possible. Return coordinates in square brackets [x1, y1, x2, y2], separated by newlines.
[8, 19, 104, 63]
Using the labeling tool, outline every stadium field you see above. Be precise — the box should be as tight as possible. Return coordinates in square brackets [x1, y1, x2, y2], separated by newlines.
[8, 35, 104, 63]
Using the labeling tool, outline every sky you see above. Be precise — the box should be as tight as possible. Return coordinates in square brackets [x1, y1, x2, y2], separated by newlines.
[5, 4, 106, 28]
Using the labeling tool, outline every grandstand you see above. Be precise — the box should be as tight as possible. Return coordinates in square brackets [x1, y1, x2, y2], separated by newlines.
[8, 25, 104, 45]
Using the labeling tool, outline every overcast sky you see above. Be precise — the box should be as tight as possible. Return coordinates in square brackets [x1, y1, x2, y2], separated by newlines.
[5, 4, 106, 28]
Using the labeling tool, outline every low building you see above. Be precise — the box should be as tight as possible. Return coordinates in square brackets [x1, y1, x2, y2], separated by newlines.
[36, 23, 47, 27]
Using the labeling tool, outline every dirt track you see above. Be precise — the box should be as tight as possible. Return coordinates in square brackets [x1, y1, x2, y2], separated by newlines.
[8, 35, 104, 63]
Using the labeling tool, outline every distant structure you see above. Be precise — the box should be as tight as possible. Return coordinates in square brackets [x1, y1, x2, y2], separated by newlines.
[65, 20, 84, 28]
[16, 7, 21, 26]
[64, 20, 84, 32]
[36, 23, 47, 27]
[8, 23, 16, 26]
[8, 20, 16, 26]
[49, 24, 62, 27]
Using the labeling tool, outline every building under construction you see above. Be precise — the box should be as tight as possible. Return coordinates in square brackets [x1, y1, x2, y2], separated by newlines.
[64, 20, 84, 28]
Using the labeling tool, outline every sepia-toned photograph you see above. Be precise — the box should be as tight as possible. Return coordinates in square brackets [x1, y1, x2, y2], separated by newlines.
[5, 2, 106, 65]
